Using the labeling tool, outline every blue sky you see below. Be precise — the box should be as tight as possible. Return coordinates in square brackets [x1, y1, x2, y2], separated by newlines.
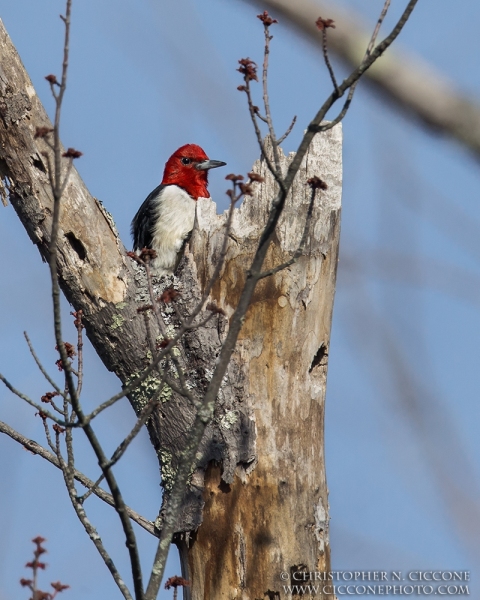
[1, 1, 480, 598]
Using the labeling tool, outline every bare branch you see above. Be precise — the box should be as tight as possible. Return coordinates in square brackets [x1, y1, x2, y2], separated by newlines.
[285, 0, 419, 187]
[24, 331, 63, 396]
[365, 0, 391, 57]
[0, 420, 155, 535]
[41, 391, 64, 416]
[316, 19, 339, 94]
[141, 310, 157, 359]
[59, 460, 134, 600]
[40, 413, 56, 454]
[71, 409, 145, 598]
[277, 115, 297, 145]
[260, 22, 282, 173]
[42, 3, 145, 596]
[0, 372, 70, 425]
[257, 178, 324, 279]
[247, 0, 480, 159]
[58, 157, 74, 198]
[243, 79, 284, 189]
[312, 0, 392, 129]
[107, 396, 162, 475]
[255, 111, 268, 124]
[72, 310, 84, 397]
[77, 471, 104, 505]
[48, 0, 79, 416]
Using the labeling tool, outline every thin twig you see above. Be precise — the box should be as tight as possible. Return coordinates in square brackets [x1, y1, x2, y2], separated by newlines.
[56, 442, 134, 600]
[244, 80, 285, 190]
[143, 258, 168, 338]
[77, 471, 104, 505]
[142, 310, 158, 359]
[321, 28, 339, 94]
[78, 376, 167, 523]
[58, 158, 74, 199]
[261, 24, 282, 174]
[0, 372, 70, 425]
[365, 0, 392, 57]
[185, 312, 216, 331]
[101, 392, 164, 484]
[42, 149, 56, 195]
[63, 376, 76, 505]
[290, 0, 419, 182]
[41, 416, 56, 454]
[44, 24, 118, 577]
[257, 181, 320, 279]
[313, 0, 392, 131]
[69, 408, 145, 599]
[24, 331, 63, 395]
[73, 310, 84, 397]
[47, 0, 79, 421]
[277, 115, 297, 145]
[0, 420, 155, 535]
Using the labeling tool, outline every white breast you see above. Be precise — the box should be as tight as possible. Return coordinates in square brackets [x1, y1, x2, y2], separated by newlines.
[150, 185, 196, 275]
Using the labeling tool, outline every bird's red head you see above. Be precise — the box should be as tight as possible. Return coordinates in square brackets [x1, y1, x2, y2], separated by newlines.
[161, 144, 226, 200]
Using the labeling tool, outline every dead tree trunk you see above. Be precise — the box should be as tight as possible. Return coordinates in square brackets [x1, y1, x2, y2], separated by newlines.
[186, 135, 342, 599]
[0, 18, 341, 600]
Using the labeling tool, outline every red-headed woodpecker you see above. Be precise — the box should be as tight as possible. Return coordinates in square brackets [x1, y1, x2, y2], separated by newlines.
[131, 144, 226, 275]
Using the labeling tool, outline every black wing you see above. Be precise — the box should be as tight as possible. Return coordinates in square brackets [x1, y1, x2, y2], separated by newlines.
[130, 184, 165, 251]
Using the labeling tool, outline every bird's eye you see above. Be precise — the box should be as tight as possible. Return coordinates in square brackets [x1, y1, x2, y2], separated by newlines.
[181, 157, 191, 165]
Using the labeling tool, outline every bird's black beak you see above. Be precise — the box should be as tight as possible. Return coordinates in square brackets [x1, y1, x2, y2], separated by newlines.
[195, 159, 227, 171]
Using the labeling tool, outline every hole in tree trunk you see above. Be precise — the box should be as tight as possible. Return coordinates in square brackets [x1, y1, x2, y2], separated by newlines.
[65, 232, 87, 261]
[309, 342, 327, 373]
[32, 155, 46, 173]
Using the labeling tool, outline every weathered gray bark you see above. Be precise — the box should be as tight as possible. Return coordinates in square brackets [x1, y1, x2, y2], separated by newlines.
[0, 17, 342, 600]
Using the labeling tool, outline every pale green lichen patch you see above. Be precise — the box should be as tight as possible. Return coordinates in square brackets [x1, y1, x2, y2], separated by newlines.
[165, 325, 176, 338]
[219, 410, 239, 430]
[115, 301, 127, 310]
[125, 371, 172, 413]
[110, 314, 125, 331]
[158, 449, 175, 491]
[158, 449, 197, 492]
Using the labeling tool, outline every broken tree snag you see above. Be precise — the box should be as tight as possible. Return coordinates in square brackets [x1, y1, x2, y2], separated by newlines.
[185, 130, 342, 600]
